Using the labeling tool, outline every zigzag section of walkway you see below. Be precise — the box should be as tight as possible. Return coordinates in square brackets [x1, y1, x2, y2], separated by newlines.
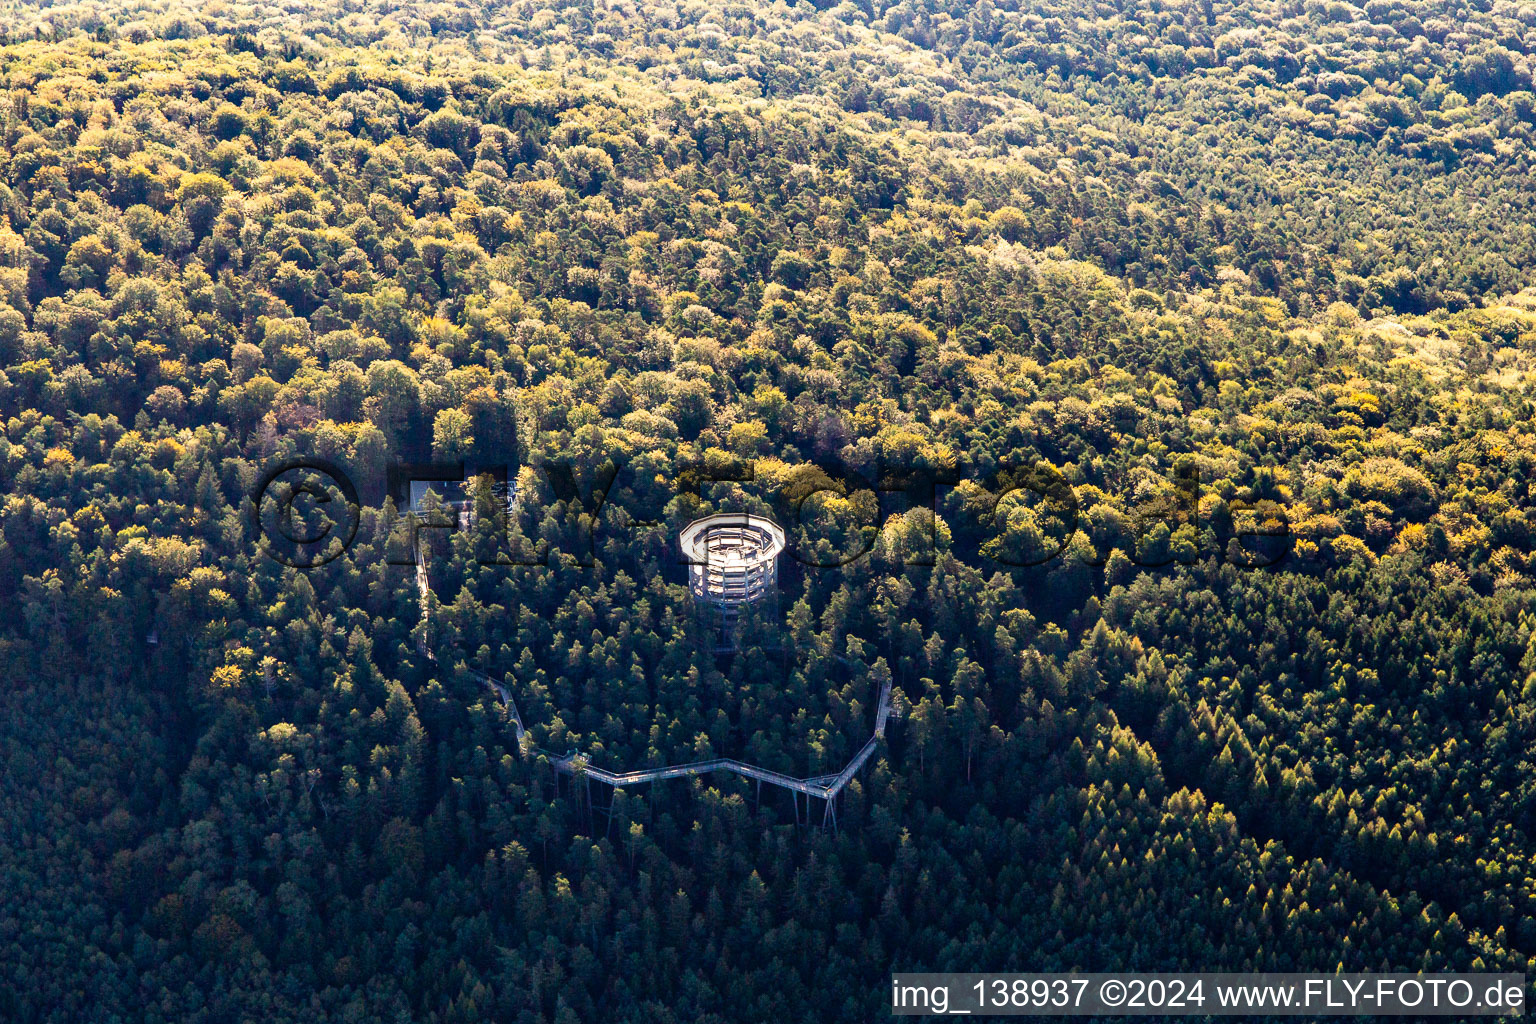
[546, 678, 892, 802]
[413, 545, 896, 814]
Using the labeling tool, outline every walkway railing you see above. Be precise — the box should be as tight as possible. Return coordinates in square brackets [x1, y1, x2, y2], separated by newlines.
[546, 679, 892, 802]
[414, 545, 897, 826]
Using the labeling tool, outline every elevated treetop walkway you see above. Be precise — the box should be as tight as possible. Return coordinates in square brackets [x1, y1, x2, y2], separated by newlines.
[546, 676, 893, 803]
[413, 541, 897, 826]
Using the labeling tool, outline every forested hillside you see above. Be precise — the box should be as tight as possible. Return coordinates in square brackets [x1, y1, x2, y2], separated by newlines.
[4, 0, 1536, 1020]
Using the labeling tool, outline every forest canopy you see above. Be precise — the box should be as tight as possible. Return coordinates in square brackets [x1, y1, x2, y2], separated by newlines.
[4, 0, 1536, 1021]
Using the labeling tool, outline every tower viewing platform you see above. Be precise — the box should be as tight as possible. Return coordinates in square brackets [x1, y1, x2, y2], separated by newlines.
[679, 513, 786, 609]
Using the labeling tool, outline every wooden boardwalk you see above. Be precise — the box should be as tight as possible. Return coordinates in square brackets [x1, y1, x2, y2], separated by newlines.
[548, 677, 892, 801]
[414, 544, 897, 826]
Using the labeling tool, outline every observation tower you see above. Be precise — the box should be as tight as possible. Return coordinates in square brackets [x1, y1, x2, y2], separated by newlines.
[679, 513, 786, 648]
